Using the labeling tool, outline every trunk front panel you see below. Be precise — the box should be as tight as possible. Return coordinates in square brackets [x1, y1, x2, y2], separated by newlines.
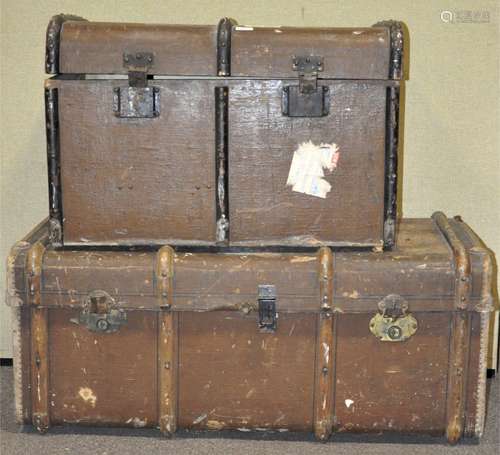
[334, 312, 451, 434]
[55, 79, 217, 245]
[228, 80, 387, 246]
[49, 308, 158, 427]
[178, 312, 317, 431]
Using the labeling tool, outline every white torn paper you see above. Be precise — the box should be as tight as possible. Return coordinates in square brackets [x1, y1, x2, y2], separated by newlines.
[286, 141, 340, 198]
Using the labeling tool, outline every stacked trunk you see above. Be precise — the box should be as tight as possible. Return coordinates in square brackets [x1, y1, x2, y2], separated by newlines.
[5, 14, 498, 445]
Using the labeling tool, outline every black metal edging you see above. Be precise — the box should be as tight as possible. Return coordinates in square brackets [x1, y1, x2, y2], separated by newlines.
[45, 88, 63, 247]
[215, 87, 229, 243]
[373, 20, 404, 250]
[45, 14, 87, 74]
[214, 18, 233, 243]
[217, 17, 234, 76]
[383, 85, 400, 249]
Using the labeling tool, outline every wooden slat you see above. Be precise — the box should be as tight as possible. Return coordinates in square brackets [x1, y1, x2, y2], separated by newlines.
[156, 246, 177, 435]
[27, 242, 49, 433]
[313, 247, 335, 440]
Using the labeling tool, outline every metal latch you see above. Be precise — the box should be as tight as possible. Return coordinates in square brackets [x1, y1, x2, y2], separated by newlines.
[282, 55, 330, 117]
[112, 52, 160, 118]
[71, 290, 127, 333]
[258, 285, 277, 332]
[369, 294, 418, 342]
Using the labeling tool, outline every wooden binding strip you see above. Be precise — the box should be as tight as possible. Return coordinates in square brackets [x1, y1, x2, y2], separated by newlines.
[27, 242, 49, 433]
[313, 247, 335, 441]
[156, 246, 178, 436]
[451, 216, 497, 437]
[432, 212, 471, 444]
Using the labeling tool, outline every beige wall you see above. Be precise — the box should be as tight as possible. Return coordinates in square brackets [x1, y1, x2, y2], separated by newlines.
[1, 0, 499, 358]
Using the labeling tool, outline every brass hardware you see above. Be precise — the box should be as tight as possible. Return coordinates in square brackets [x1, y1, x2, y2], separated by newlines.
[71, 290, 126, 333]
[369, 294, 417, 342]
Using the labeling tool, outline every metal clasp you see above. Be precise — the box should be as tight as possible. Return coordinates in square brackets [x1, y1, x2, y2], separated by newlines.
[369, 294, 418, 342]
[71, 290, 127, 333]
[258, 285, 277, 332]
[112, 52, 160, 118]
[282, 55, 330, 117]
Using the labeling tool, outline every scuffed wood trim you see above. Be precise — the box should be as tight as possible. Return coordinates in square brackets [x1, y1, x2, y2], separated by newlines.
[451, 216, 497, 313]
[27, 242, 49, 433]
[445, 312, 471, 444]
[474, 312, 490, 437]
[432, 212, 471, 310]
[313, 247, 334, 440]
[434, 213, 473, 443]
[156, 246, 178, 435]
[11, 306, 24, 424]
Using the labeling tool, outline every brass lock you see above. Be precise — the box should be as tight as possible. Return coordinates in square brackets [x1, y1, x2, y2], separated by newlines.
[71, 290, 127, 333]
[369, 294, 417, 342]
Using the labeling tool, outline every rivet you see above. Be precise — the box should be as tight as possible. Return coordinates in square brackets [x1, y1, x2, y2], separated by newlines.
[162, 291, 168, 298]
[164, 361, 171, 370]
[322, 367, 328, 374]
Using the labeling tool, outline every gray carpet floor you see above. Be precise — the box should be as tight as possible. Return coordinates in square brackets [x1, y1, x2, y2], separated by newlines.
[1, 366, 498, 455]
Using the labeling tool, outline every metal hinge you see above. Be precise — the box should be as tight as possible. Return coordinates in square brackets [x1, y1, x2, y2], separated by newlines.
[113, 52, 160, 118]
[258, 285, 277, 332]
[282, 55, 330, 117]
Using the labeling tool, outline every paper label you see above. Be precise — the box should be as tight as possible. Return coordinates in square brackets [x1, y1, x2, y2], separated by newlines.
[286, 141, 340, 199]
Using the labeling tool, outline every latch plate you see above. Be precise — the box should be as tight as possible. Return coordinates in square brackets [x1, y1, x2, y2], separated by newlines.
[113, 86, 160, 118]
[282, 85, 330, 117]
[113, 51, 160, 118]
[71, 290, 127, 334]
[369, 294, 417, 342]
[282, 55, 330, 117]
[258, 285, 277, 332]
